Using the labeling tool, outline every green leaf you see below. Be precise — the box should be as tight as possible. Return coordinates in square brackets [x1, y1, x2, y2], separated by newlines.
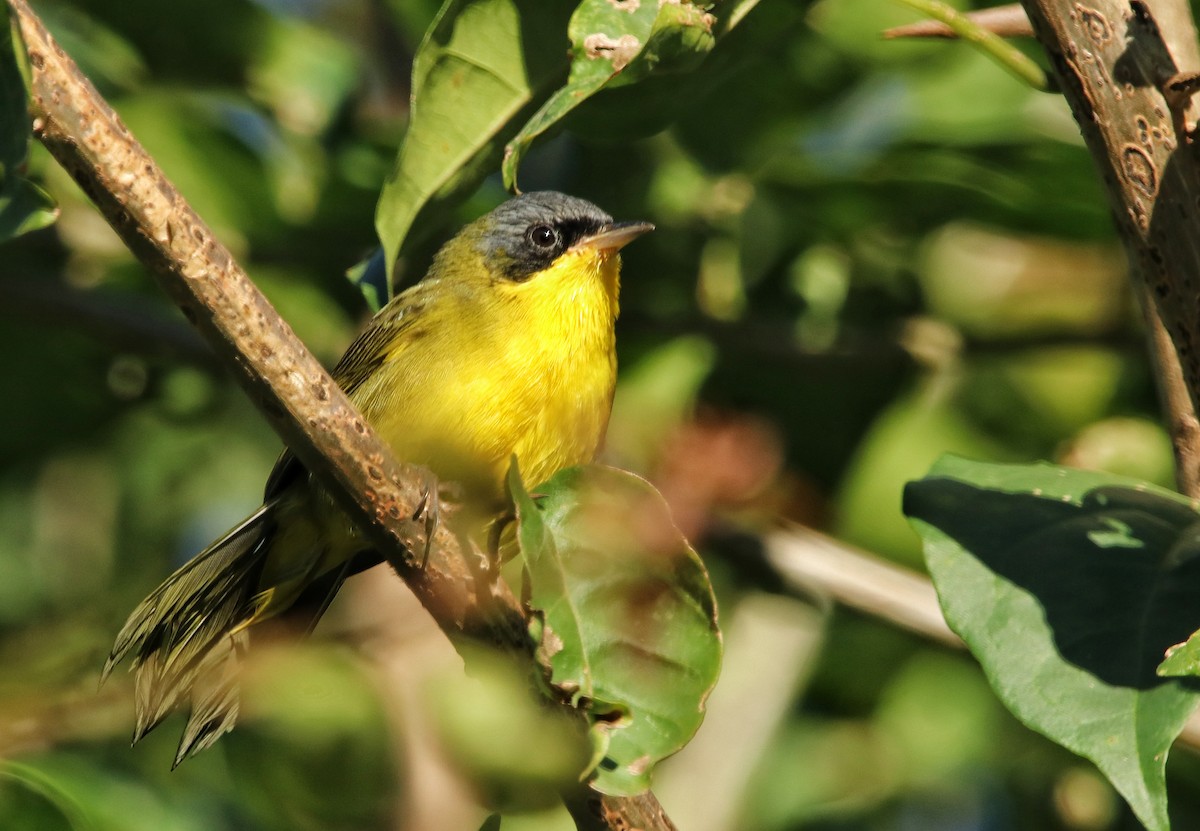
[0, 762, 94, 831]
[903, 456, 1200, 831]
[509, 462, 722, 796]
[891, 0, 1048, 90]
[1160, 630, 1200, 676]
[345, 249, 387, 314]
[0, 176, 58, 241]
[1, 4, 29, 174]
[374, 0, 574, 288]
[0, 4, 57, 244]
[716, 0, 763, 36]
[501, 0, 716, 190]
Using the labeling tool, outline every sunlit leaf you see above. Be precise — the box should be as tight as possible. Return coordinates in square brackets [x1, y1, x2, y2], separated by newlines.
[374, 0, 574, 287]
[501, 0, 716, 190]
[1160, 631, 1200, 676]
[904, 456, 1200, 831]
[510, 462, 722, 796]
[345, 248, 388, 314]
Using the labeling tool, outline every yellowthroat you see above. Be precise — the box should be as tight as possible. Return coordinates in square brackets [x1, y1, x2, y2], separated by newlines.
[105, 192, 653, 765]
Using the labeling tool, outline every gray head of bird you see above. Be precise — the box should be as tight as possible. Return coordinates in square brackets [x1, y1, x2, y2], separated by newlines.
[434, 191, 654, 287]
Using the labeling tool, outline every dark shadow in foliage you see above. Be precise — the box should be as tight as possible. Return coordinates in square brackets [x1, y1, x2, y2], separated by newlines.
[904, 478, 1200, 690]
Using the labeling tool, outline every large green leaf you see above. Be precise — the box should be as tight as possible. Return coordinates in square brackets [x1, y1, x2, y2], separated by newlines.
[374, 0, 573, 287]
[904, 456, 1200, 831]
[509, 462, 722, 796]
[501, 0, 716, 190]
[0, 5, 57, 244]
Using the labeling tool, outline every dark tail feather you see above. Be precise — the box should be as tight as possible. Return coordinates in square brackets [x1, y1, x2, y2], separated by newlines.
[288, 548, 382, 635]
[105, 503, 276, 760]
[165, 549, 379, 764]
[171, 629, 245, 767]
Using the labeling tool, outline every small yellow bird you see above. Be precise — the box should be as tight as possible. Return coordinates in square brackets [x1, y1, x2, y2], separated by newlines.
[105, 191, 653, 765]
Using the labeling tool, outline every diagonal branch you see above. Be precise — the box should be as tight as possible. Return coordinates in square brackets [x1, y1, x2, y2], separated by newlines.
[7, 1, 674, 827]
[12, 0, 483, 631]
[1017, 0, 1200, 498]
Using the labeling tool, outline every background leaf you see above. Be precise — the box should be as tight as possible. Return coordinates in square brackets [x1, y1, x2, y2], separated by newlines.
[0, 177, 58, 241]
[0, 762, 94, 831]
[374, 0, 573, 288]
[0, 4, 57, 244]
[501, 0, 716, 190]
[510, 463, 722, 797]
[426, 646, 591, 812]
[1, 3, 30, 173]
[904, 457, 1200, 831]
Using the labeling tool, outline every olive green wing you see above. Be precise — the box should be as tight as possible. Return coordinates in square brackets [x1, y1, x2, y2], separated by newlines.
[263, 281, 437, 500]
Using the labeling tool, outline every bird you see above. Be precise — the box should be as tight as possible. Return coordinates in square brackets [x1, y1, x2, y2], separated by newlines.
[103, 191, 653, 766]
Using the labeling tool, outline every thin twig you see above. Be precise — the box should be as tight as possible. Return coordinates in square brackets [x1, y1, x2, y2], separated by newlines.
[890, 0, 1049, 89]
[762, 524, 1200, 753]
[764, 525, 960, 648]
[8, 1, 674, 826]
[884, 3, 1035, 39]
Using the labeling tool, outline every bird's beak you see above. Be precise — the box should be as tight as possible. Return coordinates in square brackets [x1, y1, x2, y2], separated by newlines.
[572, 221, 655, 253]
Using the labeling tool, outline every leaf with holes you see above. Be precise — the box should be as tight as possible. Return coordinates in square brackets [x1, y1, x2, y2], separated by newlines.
[374, 0, 573, 288]
[501, 0, 716, 190]
[510, 462, 721, 796]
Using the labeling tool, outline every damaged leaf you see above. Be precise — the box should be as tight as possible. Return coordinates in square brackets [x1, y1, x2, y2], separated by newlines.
[509, 461, 722, 796]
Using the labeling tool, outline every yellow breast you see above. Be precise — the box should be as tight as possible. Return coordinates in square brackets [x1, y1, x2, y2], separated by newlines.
[352, 246, 622, 502]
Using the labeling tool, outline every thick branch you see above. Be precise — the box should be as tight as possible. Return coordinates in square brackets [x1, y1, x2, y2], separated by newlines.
[8, 1, 673, 827]
[1017, 0, 1200, 497]
[12, 0, 500, 636]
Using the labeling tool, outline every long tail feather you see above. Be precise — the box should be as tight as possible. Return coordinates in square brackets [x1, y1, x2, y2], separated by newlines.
[106, 496, 372, 764]
[106, 503, 276, 759]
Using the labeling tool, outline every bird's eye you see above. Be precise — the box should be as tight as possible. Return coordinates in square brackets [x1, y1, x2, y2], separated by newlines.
[529, 224, 559, 249]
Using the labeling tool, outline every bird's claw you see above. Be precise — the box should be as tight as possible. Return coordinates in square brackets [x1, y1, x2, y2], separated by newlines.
[486, 510, 516, 564]
[412, 471, 441, 569]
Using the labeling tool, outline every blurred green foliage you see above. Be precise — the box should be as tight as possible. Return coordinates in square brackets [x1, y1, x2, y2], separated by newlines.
[2, 0, 1196, 828]
[0, 2, 56, 242]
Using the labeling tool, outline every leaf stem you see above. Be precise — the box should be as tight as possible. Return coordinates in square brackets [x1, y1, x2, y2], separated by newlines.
[892, 0, 1050, 90]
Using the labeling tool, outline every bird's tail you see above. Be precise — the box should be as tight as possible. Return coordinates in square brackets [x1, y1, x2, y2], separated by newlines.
[103, 502, 282, 766]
